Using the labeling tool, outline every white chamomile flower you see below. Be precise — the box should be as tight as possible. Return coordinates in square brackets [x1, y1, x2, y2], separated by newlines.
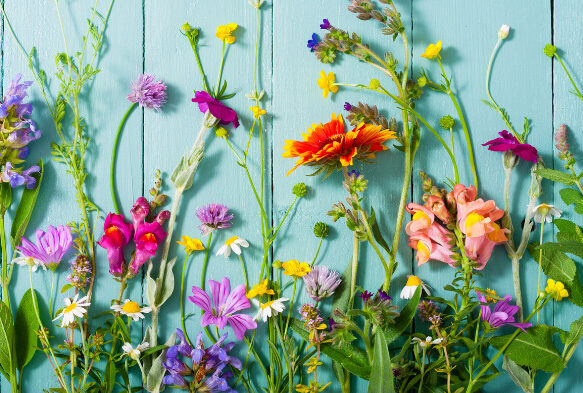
[111, 299, 152, 321]
[411, 336, 443, 353]
[54, 294, 90, 327]
[12, 254, 46, 272]
[122, 342, 150, 361]
[216, 236, 249, 258]
[400, 275, 431, 300]
[252, 297, 289, 322]
[532, 203, 562, 224]
[498, 24, 510, 40]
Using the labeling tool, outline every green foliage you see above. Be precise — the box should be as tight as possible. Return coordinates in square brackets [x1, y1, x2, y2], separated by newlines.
[0, 301, 15, 380]
[534, 168, 577, 185]
[502, 356, 533, 393]
[368, 332, 395, 393]
[10, 160, 44, 248]
[385, 286, 421, 344]
[15, 289, 40, 371]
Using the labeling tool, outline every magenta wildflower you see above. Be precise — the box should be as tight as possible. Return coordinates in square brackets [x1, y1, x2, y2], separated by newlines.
[359, 290, 373, 302]
[97, 213, 133, 277]
[189, 277, 257, 340]
[303, 266, 342, 301]
[131, 221, 167, 275]
[195, 203, 234, 236]
[192, 91, 240, 128]
[16, 225, 73, 270]
[477, 291, 532, 332]
[127, 74, 167, 111]
[320, 19, 331, 30]
[482, 131, 538, 163]
[307, 33, 320, 52]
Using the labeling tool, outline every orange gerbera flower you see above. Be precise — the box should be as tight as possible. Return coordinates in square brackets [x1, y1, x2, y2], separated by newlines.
[282, 113, 396, 176]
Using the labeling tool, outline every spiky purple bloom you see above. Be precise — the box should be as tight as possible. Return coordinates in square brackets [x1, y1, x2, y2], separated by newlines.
[303, 266, 342, 301]
[195, 203, 234, 236]
[417, 300, 439, 322]
[320, 19, 331, 30]
[67, 255, 92, 289]
[359, 290, 373, 302]
[378, 290, 391, 301]
[17, 225, 73, 270]
[482, 130, 538, 163]
[189, 277, 257, 340]
[328, 317, 337, 330]
[163, 329, 241, 392]
[1, 162, 40, 189]
[192, 91, 240, 128]
[127, 74, 167, 111]
[344, 101, 353, 111]
[477, 291, 532, 332]
[307, 33, 320, 52]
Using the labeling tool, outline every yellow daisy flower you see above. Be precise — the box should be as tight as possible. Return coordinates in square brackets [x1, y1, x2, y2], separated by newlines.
[545, 279, 569, 301]
[216, 23, 238, 44]
[282, 259, 311, 278]
[176, 236, 205, 253]
[250, 105, 266, 119]
[421, 40, 442, 59]
[317, 70, 338, 99]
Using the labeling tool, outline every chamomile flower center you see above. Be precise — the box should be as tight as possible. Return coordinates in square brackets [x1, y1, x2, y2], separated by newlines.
[225, 236, 239, 246]
[261, 300, 276, 309]
[406, 275, 422, 286]
[64, 303, 77, 313]
[122, 301, 141, 313]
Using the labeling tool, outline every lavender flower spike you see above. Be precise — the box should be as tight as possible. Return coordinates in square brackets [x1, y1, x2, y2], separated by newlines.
[16, 225, 73, 270]
[195, 203, 234, 236]
[477, 291, 532, 332]
[127, 74, 167, 111]
[303, 266, 341, 301]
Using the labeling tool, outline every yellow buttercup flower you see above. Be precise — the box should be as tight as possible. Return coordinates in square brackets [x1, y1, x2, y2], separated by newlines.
[545, 279, 569, 301]
[176, 236, 205, 253]
[216, 23, 238, 44]
[250, 105, 266, 119]
[421, 40, 442, 59]
[247, 279, 276, 298]
[317, 70, 338, 99]
[305, 357, 323, 374]
[282, 259, 311, 278]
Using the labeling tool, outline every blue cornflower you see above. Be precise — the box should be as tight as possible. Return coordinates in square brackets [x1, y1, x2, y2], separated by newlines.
[307, 33, 320, 52]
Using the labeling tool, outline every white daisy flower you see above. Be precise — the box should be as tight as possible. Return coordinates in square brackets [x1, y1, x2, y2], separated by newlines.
[12, 254, 46, 272]
[122, 342, 150, 360]
[54, 294, 90, 327]
[111, 299, 152, 321]
[532, 203, 562, 224]
[400, 275, 431, 300]
[411, 336, 443, 353]
[216, 236, 249, 258]
[252, 297, 289, 322]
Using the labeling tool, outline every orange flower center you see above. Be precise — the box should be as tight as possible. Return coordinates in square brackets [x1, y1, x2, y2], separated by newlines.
[122, 301, 141, 313]
[64, 303, 77, 313]
[406, 275, 422, 287]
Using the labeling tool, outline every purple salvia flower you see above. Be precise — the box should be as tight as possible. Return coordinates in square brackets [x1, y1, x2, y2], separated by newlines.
[127, 74, 167, 111]
[1, 162, 40, 189]
[67, 255, 92, 290]
[344, 101, 353, 111]
[477, 291, 532, 332]
[195, 203, 234, 236]
[307, 33, 320, 52]
[0, 74, 33, 119]
[320, 19, 331, 30]
[189, 277, 257, 340]
[303, 265, 342, 301]
[16, 225, 73, 270]
[482, 130, 538, 163]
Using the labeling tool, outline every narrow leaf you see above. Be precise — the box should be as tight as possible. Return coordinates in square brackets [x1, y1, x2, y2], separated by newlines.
[367, 332, 395, 393]
[15, 289, 40, 370]
[0, 301, 15, 378]
[385, 286, 421, 344]
[10, 160, 43, 247]
[502, 356, 533, 393]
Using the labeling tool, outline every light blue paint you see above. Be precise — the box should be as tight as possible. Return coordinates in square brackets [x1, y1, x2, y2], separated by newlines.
[0, 1, 581, 392]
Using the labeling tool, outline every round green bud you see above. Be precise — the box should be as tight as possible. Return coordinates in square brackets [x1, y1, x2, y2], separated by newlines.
[313, 222, 329, 238]
[439, 115, 455, 130]
[369, 79, 380, 90]
[215, 127, 228, 138]
[417, 76, 427, 87]
[181, 22, 192, 32]
[292, 182, 308, 198]
[543, 44, 557, 58]
[272, 260, 282, 269]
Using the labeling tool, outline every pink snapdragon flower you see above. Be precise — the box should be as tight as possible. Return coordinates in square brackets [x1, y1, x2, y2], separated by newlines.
[97, 214, 133, 277]
[129, 197, 168, 275]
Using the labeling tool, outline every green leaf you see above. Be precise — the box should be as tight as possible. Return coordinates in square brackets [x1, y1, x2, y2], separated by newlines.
[491, 325, 564, 373]
[565, 315, 583, 347]
[502, 356, 533, 393]
[0, 301, 15, 379]
[146, 331, 176, 392]
[10, 160, 43, 247]
[553, 218, 583, 237]
[367, 332, 395, 393]
[534, 168, 577, 185]
[385, 286, 421, 344]
[540, 241, 583, 259]
[154, 257, 177, 308]
[370, 207, 391, 256]
[15, 289, 40, 371]
[528, 243, 576, 283]
[560, 187, 583, 207]
[567, 269, 583, 307]
[332, 259, 353, 313]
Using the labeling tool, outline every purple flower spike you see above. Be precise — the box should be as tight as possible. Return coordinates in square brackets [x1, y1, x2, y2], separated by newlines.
[1, 162, 40, 189]
[359, 290, 373, 302]
[482, 130, 538, 163]
[195, 203, 234, 236]
[192, 91, 240, 128]
[344, 102, 353, 111]
[17, 225, 73, 270]
[320, 19, 331, 30]
[307, 33, 320, 52]
[127, 74, 167, 111]
[477, 291, 532, 332]
[303, 266, 342, 301]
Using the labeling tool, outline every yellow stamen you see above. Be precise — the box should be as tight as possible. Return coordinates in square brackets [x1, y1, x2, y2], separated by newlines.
[225, 236, 239, 246]
[122, 301, 141, 313]
[64, 303, 77, 313]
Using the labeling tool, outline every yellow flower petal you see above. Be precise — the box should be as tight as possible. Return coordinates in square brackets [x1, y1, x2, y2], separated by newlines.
[421, 40, 442, 59]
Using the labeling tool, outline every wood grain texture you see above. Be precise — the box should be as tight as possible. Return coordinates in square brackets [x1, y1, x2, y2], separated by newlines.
[0, 1, 581, 392]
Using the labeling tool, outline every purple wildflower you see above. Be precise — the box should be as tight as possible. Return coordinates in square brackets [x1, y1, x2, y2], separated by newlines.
[378, 290, 392, 301]
[320, 19, 331, 30]
[359, 290, 373, 302]
[344, 101, 353, 111]
[303, 266, 341, 301]
[477, 291, 532, 332]
[195, 203, 234, 236]
[67, 255, 92, 290]
[1, 162, 40, 189]
[307, 33, 320, 52]
[0, 74, 33, 119]
[189, 277, 257, 340]
[328, 317, 337, 330]
[16, 225, 73, 270]
[127, 74, 167, 111]
[482, 130, 538, 163]
[192, 91, 240, 128]
[417, 300, 439, 322]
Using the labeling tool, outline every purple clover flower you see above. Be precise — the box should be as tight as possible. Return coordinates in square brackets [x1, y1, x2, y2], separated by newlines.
[195, 203, 234, 236]
[16, 225, 73, 270]
[192, 91, 240, 128]
[307, 33, 320, 52]
[477, 291, 532, 332]
[303, 265, 342, 301]
[482, 130, 538, 163]
[320, 19, 331, 30]
[127, 74, 167, 111]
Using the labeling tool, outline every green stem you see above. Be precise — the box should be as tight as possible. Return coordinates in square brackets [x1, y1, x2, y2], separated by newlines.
[555, 53, 583, 101]
[237, 254, 248, 289]
[110, 103, 137, 215]
[541, 338, 580, 393]
[188, 38, 211, 94]
[283, 279, 297, 337]
[418, 348, 427, 393]
[275, 322, 293, 393]
[215, 41, 226, 97]
[310, 237, 323, 267]
[447, 91, 478, 189]
[349, 234, 359, 308]
[537, 218, 545, 323]
[200, 233, 213, 291]
[180, 252, 193, 346]
[568, 166, 583, 195]
[49, 270, 56, 318]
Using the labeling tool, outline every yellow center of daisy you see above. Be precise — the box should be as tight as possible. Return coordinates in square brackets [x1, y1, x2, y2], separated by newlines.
[261, 300, 276, 309]
[122, 301, 141, 313]
[413, 211, 431, 226]
[406, 275, 422, 286]
[64, 303, 77, 313]
[225, 236, 239, 246]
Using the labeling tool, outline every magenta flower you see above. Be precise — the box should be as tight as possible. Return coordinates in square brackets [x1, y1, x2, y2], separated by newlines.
[16, 225, 73, 270]
[477, 291, 532, 332]
[195, 203, 234, 236]
[98, 214, 133, 277]
[192, 91, 240, 128]
[130, 197, 151, 231]
[482, 131, 538, 163]
[189, 277, 257, 340]
[130, 221, 167, 275]
[127, 74, 167, 111]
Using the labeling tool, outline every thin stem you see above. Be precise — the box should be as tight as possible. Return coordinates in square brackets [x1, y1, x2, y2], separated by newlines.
[215, 41, 227, 97]
[275, 322, 293, 393]
[181, 252, 193, 346]
[537, 218, 545, 323]
[310, 237, 323, 267]
[417, 348, 427, 393]
[189, 39, 211, 94]
[283, 279, 297, 337]
[49, 270, 56, 318]
[555, 53, 583, 100]
[237, 254, 248, 289]
[110, 103, 137, 215]
[349, 234, 359, 308]
[200, 233, 213, 291]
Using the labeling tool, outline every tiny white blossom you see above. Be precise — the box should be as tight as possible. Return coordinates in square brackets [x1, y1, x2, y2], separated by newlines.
[411, 336, 443, 353]
[532, 203, 562, 224]
[498, 24, 510, 40]
[54, 294, 90, 327]
[122, 342, 150, 360]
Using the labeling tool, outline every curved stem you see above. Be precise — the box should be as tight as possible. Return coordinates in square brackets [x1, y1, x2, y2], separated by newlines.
[237, 254, 248, 289]
[283, 279, 297, 337]
[537, 218, 545, 323]
[541, 338, 580, 393]
[110, 103, 137, 215]
[180, 252, 193, 346]
[310, 237, 323, 267]
[555, 53, 583, 100]
[200, 233, 213, 291]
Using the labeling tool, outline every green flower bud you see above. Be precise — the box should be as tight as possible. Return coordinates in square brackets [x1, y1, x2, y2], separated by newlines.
[369, 79, 380, 90]
[181, 22, 192, 32]
[292, 183, 308, 198]
[215, 127, 228, 138]
[313, 222, 329, 238]
[543, 44, 557, 58]
[417, 75, 427, 87]
[439, 115, 455, 130]
[272, 260, 282, 269]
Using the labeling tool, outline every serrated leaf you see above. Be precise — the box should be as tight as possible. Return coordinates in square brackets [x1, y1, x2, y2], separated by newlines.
[15, 289, 40, 371]
[554, 219, 583, 239]
[566, 315, 583, 347]
[10, 160, 43, 248]
[540, 241, 583, 259]
[567, 269, 583, 307]
[502, 356, 533, 393]
[534, 168, 576, 185]
[367, 332, 395, 393]
[528, 243, 576, 283]
[385, 286, 420, 344]
[560, 187, 583, 207]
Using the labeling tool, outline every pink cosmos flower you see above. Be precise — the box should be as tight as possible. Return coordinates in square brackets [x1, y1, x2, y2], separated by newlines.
[192, 91, 240, 128]
[17, 225, 73, 270]
[97, 214, 133, 277]
[189, 277, 257, 340]
[477, 291, 531, 332]
[482, 131, 538, 163]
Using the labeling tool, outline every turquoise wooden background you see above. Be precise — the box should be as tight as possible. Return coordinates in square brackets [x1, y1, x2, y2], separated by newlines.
[1, 0, 582, 392]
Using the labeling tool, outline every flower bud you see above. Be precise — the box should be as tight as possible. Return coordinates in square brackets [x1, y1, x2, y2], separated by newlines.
[369, 79, 380, 90]
[292, 183, 308, 197]
[313, 222, 329, 238]
[425, 195, 451, 224]
[498, 24, 510, 40]
[170, 145, 204, 191]
[528, 160, 544, 200]
[215, 127, 228, 138]
[439, 115, 455, 130]
[503, 150, 519, 170]
[543, 44, 557, 58]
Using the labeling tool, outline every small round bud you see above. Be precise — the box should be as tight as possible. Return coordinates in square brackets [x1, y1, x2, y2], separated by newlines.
[543, 44, 557, 58]
[417, 76, 427, 87]
[215, 127, 228, 138]
[498, 24, 510, 40]
[369, 79, 380, 90]
[292, 183, 308, 198]
[181, 22, 192, 32]
[272, 260, 282, 269]
[439, 115, 455, 130]
[150, 187, 157, 196]
[313, 222, 329, 238]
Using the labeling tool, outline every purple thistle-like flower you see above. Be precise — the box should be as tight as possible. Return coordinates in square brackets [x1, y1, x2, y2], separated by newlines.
[320, 19, 331, 30]
[195, 203, 234, 236]
[482, 130, 538, 163]
[378, 290, 392, 301]
[303, 266, 342, 301]
[17, 225, 73, 270]
[67, 255, 92, 290]
[307, 33, 320, 52]
[477, 291, 532, 332]
[344, 101, 353, 111]
[127, 74, 167, 111]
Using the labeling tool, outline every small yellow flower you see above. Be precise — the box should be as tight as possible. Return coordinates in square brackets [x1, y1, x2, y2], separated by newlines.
[247, 279, 276, 298]
[250, 105, 266, 119]
[317, 70, 338, 99]
[369, 79, 380, 89]
[545, 279, 569, 301]
[176, 236, 205, 253]
[216, 23, 238, 44]
[485, 288, 498, 303]
[305, 357, 323, 374]
[421, 40, 442, 59]
[282, 259, 311, 278]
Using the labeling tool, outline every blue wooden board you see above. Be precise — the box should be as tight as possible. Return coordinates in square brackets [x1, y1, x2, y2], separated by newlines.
[1, 0, 582, 392]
